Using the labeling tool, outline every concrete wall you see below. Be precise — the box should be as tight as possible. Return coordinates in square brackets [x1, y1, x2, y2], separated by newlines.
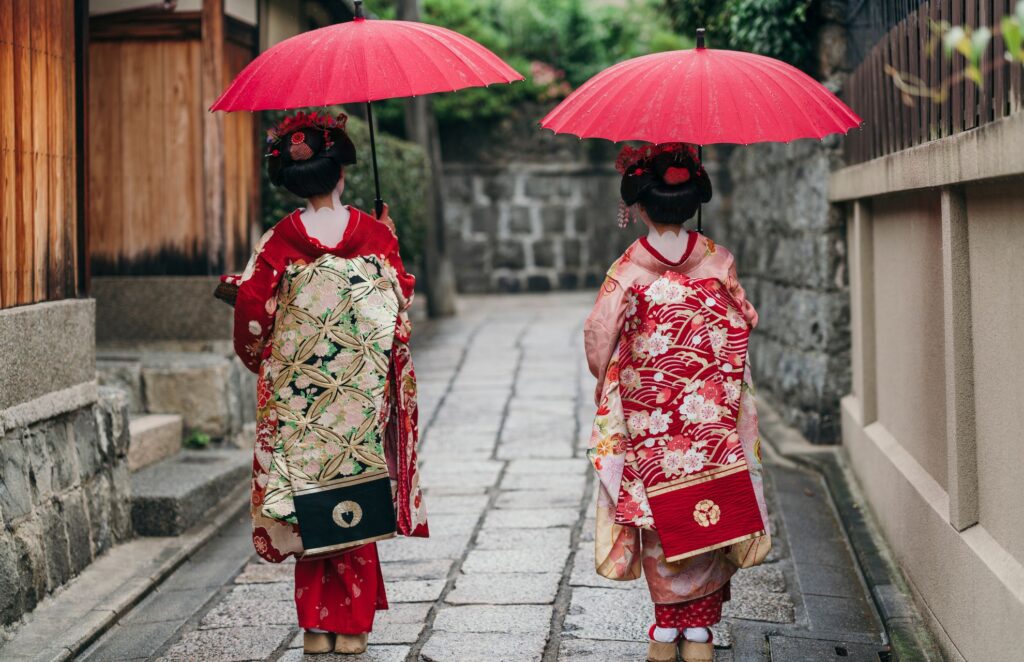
[716, 139, 850, 443]
[832, 111, 1024, 661]
[0, 301, 132, 628]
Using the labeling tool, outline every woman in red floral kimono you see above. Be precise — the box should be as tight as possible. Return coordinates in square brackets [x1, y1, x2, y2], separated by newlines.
[227, 112, 428, 656]
[584, 144, 770, 662]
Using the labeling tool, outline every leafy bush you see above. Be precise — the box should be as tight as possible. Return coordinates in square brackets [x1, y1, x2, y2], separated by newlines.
[260, 111, 428, 268]
[371, 0, 688, 132]
[662, 0, 817, 74]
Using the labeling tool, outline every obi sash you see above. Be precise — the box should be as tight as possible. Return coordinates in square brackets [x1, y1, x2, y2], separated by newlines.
[259, 254, 402, 554]
[614, 273, 765, 562]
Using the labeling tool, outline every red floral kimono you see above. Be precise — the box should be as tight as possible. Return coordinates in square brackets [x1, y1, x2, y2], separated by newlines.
[584, 234, 769, 629]
[230, 207, 428, 633]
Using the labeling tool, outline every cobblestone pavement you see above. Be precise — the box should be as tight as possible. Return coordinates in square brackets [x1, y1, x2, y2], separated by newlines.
[82, 293, 890, 662]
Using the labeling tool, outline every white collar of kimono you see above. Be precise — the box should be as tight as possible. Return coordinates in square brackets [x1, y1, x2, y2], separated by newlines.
[300, 191, 350, 247]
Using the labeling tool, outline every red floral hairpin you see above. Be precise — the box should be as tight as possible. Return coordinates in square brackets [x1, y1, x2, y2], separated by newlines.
[615, 142, 700, 175]
[266, 111, 348, 159]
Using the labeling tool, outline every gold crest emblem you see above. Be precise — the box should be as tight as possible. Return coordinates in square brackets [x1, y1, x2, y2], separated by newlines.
[332, 500, 363, 529]
[693, 499, 721, 527]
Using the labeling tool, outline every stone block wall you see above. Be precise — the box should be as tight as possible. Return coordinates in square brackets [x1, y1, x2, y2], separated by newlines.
[714, 139, 850, 443]
[443, 163, 639, 293]
[0, 388, 132, 627]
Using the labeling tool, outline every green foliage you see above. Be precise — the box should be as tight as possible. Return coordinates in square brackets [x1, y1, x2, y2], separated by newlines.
[260, 111, 428, 267]
[371, 0, 687, 131]
[662, 0, 818, 73]
[184, 430, 211, 449]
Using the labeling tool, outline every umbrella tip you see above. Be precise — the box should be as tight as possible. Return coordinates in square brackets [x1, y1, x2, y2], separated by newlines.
[696, 28, 706, 49]
[353, 0, 364, 19]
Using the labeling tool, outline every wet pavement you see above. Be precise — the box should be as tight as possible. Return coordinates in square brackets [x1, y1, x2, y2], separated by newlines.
[80, 293, 893, 662]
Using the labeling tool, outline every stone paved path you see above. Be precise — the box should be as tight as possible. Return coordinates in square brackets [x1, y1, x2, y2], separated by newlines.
[81, 294, 891, 662]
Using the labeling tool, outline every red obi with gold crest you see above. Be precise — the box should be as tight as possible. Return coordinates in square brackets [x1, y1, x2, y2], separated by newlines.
[614, 272, 765, 562]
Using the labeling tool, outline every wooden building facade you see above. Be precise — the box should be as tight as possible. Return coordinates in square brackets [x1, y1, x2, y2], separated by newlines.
[88, 2, 259, 276]
[0, 0, 84, 309]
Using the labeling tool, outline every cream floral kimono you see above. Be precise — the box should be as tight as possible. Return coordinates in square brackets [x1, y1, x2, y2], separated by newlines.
[584, 233, 768, 604]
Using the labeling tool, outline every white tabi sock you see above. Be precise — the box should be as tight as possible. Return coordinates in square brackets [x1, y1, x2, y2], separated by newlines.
[683, 627, 710, 643]
[651, 626, 679, 643]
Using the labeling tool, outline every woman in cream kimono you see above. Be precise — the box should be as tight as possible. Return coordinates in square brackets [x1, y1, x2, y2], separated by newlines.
[227, 112, 427, 656]
[584, 144, 769, 662]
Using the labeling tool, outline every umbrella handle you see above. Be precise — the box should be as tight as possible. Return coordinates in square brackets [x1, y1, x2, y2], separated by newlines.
[697, 145, 703, 235]
[366, 101, 385, 219]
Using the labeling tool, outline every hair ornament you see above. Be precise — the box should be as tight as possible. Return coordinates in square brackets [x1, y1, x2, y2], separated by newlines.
[265, 111, 349, 159]
[663, 167, 691, 185]
[615, 142, 700, 175]
[617, 201, 635, 228]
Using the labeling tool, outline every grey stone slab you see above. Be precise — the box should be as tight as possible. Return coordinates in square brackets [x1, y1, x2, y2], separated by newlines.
[423, 513, 482, 536]
[161, 625, 291, 661]
[446, 572, 561, 605]
[723, 588, 795, 624]
[200, 584, 294, 628]
[496, 441, 576, 459]
[505, 459, 589, 475]
[121, 586, 214, 625]
[278, 645, 410, 662]
[475, 527, 572, 551]
[483, 508, 579, 529]
[377, 534, 472, 562]
[433, 604, 553, 633]
[795, 561, 865, 599]
[564, 587, 651, 642]
[501, 472, 587, 491]
[420, 631, 548, 662]
[80, 620, 184, 661]
[386, 578, 447, 603]
[495, 489, 582, 510]
[557, 638, 649, 661]
[802, 594, 881, 638]
[732, 565, 787, 594]
[380, 559, 454, 581]
[421, 494, 490, 514]
[767, 635, 889, 661]
[130, 448, 250, 536]
[234, 560, 295, 584]
[462, 547, 571, 574]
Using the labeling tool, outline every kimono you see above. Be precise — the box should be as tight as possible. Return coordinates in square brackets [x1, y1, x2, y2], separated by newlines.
[230, 206, 428, 633]
[584, 233, 768, 627]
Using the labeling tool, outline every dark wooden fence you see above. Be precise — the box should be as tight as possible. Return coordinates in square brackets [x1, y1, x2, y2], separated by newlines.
[844, 0, 1024, 164]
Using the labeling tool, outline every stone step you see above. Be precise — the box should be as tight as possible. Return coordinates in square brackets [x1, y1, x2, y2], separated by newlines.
[130, 447, 250, 536]
[128, 413, 183, 472]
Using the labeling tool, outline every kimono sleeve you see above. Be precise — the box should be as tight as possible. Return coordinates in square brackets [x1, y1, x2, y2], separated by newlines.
[381, 233, 416, 312]
[233, 230, 284, 373]
[583, 275, 629, 382]
[725, 258, 759, 329]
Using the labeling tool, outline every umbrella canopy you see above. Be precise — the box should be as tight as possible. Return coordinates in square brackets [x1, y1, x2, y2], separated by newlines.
[211, 12, 521, 111]
[212, 1, 522, 217]
[540, 39, 861, 146]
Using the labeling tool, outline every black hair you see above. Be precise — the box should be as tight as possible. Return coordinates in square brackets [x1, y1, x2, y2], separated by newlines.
[620, 150, 712, 225]
[267, 126, 357, 199]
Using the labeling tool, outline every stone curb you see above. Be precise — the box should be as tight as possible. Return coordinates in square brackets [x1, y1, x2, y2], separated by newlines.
[757, 399, 942, 662]
[0, 482, 249, 662]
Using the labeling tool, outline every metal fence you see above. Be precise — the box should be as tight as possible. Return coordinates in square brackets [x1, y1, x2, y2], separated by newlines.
[843, 0, 1023, 164]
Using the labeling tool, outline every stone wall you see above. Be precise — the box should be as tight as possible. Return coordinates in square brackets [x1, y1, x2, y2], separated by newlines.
[713, 139, 850, 443]
[443, 163, 640, 293]
[0, 388, 132, 627]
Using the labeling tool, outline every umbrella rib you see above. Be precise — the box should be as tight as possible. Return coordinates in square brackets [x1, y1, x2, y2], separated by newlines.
[734, 53, 820, 142]
[759, 57, 860, 129]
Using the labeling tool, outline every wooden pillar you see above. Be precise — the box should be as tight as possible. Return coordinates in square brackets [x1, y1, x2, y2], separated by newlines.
[397, 0, 457, 318]
[848, 199, 877, 425]
[201, 0, 226, 274]
[940, 185, 979, 531]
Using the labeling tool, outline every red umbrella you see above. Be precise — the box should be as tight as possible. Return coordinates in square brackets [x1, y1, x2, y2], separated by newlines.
[540, 30, 861, 230]
[212, 0, 522, 216]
